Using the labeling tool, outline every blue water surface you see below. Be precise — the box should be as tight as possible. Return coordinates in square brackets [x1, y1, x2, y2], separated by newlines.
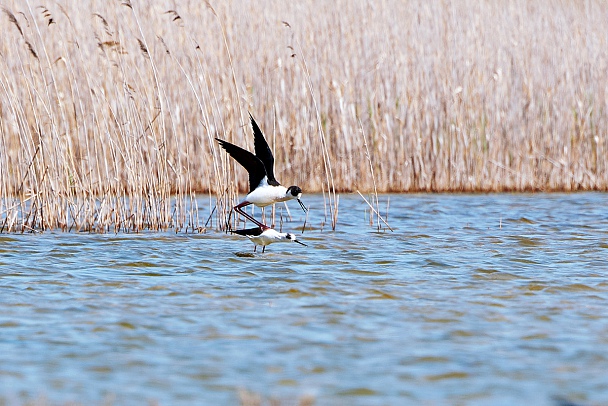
[1, 193, 608, 405]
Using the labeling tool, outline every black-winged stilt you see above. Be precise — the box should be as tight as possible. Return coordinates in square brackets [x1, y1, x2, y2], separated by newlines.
[231, 226, 307, 253]
[216, 113, 306, 228]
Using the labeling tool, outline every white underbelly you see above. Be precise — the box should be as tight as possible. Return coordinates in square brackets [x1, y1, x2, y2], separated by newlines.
[248, 229, 282, 246]
[245, 185, 288, 207]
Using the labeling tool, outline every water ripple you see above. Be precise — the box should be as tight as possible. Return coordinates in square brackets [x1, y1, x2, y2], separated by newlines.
[1, 193, 608, 405]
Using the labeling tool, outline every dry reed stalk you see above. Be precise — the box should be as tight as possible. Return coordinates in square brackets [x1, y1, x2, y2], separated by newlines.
[285, 22, 339, 230]
[1, 0, 607, 233]
[356, 190, 393, 232]
[358, 118, 384, 230]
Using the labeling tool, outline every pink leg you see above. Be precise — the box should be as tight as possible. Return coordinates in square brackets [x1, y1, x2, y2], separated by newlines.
[235, 201, 267, 228]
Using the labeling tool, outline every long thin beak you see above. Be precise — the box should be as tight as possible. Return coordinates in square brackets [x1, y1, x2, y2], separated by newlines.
[294, 239, 307, 247]
[298, 199, 307, 213]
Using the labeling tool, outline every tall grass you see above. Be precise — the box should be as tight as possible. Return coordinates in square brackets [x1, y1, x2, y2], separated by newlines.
[1, 0, 607, 232]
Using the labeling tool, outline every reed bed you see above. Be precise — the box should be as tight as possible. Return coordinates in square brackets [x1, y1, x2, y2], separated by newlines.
[1, 0, 607, 232]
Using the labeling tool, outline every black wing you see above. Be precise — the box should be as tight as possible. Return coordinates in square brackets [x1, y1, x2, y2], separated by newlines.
[230, 227, 264, 237]
[216, 138, 267, 193]
[249, 113, 279, 185]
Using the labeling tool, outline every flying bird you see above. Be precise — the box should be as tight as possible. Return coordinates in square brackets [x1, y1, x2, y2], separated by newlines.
[216, 113, 306, 228]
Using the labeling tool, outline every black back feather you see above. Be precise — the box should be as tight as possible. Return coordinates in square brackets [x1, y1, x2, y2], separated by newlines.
[249, 113, 279, 186]
[230, 227, 264, 237]
[216, 138, 267, 193]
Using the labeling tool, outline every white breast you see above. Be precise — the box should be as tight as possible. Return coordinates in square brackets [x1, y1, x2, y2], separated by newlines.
[245, 181, 288, 207]
[248, 229, 283, 246]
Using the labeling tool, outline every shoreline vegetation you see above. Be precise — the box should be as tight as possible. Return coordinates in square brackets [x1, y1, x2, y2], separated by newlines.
[1, 1, 607, 232]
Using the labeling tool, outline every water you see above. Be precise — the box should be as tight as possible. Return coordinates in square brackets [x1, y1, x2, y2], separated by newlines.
[1, 193, 608, 405]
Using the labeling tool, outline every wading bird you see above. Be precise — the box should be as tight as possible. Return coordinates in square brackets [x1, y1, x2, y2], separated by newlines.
[216, 113, 306, 228]
[231, 226, 307, 253]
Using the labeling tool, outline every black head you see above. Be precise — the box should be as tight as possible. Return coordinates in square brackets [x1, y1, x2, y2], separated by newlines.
[287, 185, 302, 197]
[286, 233, 307, 247]
[286, 185, 307, 213]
